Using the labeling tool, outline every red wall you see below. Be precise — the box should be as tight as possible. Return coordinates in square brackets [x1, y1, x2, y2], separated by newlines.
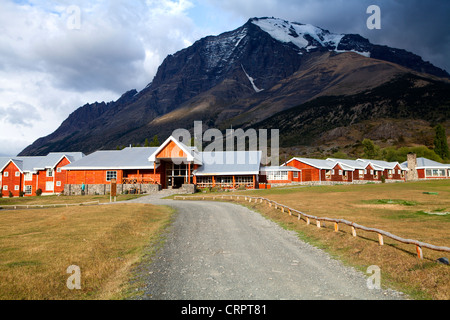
[1, 161, 22, 197]
[286, 160, 321, 182]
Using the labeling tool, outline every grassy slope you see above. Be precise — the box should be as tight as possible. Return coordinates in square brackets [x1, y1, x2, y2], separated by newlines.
[0, 202, 174, 300]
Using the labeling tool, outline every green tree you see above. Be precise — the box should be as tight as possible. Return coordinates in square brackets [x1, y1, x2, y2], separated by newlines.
[434, 124, 449, 160]
[149, 135, 160, 147]
[144, 138, 150, 147]
[362, 139, 381, 159]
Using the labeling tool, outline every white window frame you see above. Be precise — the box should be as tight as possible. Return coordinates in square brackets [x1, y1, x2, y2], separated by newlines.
[106, 171, 117, 182]
[15, 171, 20, 177]
[25, 185, 32, 195]
[293, 172, 298, 178]
[3, 185, 7, 191]
[267, 171, 289, 181]
[46, 169, 54, 177]
[24, 172, 33, 181]
[45, 181, 54, 191]
[4, 171, 9, 177]
[14, 185, 19, 191]
[57, 167, 62, 173]
[56, 181, 62, 187]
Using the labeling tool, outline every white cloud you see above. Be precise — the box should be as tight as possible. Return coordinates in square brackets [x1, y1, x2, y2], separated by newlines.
[0, 0, 201, 155]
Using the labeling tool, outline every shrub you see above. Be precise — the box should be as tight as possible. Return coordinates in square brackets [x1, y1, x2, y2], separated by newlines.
[36, 188, 42, 196]
[8, 191, 13, 198]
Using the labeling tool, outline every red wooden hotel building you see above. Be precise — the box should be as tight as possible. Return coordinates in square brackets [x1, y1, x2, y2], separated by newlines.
[1, 136, 449, 197]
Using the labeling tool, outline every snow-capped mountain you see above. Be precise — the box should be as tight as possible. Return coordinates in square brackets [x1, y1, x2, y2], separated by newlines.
[20, 17, 449, 156]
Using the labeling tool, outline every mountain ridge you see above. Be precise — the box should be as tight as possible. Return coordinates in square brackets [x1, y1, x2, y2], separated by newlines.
[19, 17, 450, 156]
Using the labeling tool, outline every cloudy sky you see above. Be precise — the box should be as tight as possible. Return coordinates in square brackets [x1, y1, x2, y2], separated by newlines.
[0, 0, 449, 156]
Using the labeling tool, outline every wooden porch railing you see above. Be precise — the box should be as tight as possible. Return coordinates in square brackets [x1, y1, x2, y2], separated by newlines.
[173, 194, 450, 260]
[122, 177, 158, 185]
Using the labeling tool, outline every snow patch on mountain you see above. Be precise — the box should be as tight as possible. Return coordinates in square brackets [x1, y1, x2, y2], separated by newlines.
[251, 17, 372, 57]
[241, 65, 264, 93]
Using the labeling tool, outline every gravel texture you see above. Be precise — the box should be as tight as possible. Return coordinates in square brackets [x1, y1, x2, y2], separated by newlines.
[129, 193, 406, 300]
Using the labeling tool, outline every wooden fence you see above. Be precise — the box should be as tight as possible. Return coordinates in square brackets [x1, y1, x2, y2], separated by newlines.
[174, 194, 450, 260]
[0, 201, 100, 210]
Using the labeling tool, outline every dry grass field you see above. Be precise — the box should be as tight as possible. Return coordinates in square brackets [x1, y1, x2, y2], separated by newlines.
[0, 201, 173, 300]
[194, 180, 450, 300]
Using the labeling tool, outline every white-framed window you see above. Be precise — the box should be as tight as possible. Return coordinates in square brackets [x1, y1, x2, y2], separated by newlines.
[25, 185, 32, 195]
[57, 167, 62, 173]
[46, 181, 54, 191]
[46, 169, 53, 177]
[15, 171, 20, 177]
[331, 169, 335, 175]
[106, 171, 117, 182]
[339, 170, 343, 175]
[267, 171, 288, 181]
[3, 185, 7, 191]
[14, 185, 19, 191]
[293, 172, 299, 178]
[24, 172, 33, 181]
[370, 170, 374, 175]
[235, 176, 254, 185]
[4, 172, 9, 177]
[56, 181, 62, 187]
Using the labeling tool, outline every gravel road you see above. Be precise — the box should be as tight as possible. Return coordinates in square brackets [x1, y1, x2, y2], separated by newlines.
[129, 193, 406, 300]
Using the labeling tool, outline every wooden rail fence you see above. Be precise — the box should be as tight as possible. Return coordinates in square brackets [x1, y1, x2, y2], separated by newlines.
[174, 194, 450, 260]
[0, 201, 100, 210]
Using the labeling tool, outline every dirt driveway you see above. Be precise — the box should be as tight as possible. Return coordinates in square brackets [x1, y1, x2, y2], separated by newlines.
[129, 195, 406, 300]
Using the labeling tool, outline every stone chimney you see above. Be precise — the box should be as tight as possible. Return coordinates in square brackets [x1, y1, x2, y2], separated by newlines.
[406, 153, 418, 181]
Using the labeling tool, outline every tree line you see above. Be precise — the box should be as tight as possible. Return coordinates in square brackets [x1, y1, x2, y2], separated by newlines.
[361, 124, 449, 163]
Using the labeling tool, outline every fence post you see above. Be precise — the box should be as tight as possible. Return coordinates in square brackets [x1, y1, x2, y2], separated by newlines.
[351, 226, 357, 237]
[306, 217, 310, 225]
[378, 234, 384, 246]
[416, 246, 423, 259]
[316, 220, 321, 228]
[334, 222, 339, 232]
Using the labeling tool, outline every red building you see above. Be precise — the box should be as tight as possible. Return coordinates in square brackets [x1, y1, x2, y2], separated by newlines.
[0, 153, 84, 197]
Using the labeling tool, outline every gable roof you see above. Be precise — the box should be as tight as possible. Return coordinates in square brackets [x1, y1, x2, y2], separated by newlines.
[194, 151, 262, 176]
[356, 159, 404, 170]
[0, 152, 85, 173]
[400, 157, 450, 169]
[286, 158, 337, 170]
[0, 158, 23, 173]
[148, 136, 202, 164]
[261, 166, 301, 172]
[63, 147, 159, 170]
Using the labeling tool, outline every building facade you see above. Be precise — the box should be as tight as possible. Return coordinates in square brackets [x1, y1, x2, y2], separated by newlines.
[0, 153, 85, 197]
